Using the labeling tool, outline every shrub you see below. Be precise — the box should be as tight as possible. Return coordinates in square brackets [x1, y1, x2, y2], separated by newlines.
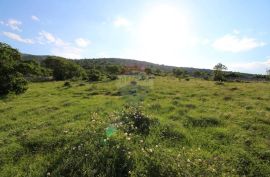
[87, 69, 103, 81]
[107, 74, 118, 80]
[184, 116, 221, 127]
[63, 81, 71, 87]
[118, 106, 151, 135]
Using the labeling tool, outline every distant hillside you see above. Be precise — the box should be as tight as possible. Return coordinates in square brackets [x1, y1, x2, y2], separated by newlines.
[21, 53, 213, 73]
[21, 53, 266, 80]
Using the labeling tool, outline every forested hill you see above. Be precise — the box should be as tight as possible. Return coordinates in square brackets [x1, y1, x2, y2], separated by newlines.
[21, 53, 213, 74]
[21, 53, 263, 80]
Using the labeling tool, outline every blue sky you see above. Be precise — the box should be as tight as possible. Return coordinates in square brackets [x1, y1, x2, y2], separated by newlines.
[0, 0, 270, 74]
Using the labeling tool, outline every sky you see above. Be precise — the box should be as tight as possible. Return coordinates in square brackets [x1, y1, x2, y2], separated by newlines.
[0, 0, 270, 74]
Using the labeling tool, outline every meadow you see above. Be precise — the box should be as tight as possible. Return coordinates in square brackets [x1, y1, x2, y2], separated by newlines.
[0, 76, 269, 176]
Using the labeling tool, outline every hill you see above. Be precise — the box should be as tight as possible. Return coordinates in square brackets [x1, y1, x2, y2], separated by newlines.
[21, 53, 266, 81]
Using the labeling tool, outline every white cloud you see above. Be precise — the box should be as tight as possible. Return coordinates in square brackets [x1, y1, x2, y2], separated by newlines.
[38, 30, 56, 43]
[37, 30, 83, 58]
[51, 46, 82, 59]
[3, 31, 34, 44]
[113, 17, 131, 28]
[31, 15, 40, 21]
[75, 38, 91, 47]
[6, 19, 22, 31]
[213, 33, 266, 53]
[228, 59, 270, 74]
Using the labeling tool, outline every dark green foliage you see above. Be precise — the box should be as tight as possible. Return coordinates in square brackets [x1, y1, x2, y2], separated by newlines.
[43, 56, 86, 80]
[144, 67, 152, 75]
[0, 42, 28, 95]
[107, 74, 118, 80]
[16, 60, 51, 77]
[173, 68, 186, 77]
[119, 106, 151, 135]
[87, 69, 103, 81]
[184, 116, 221, 127]
[105, 65, 122, 75]
[63, 81, 71, 87]
[213, 63, 227, 81]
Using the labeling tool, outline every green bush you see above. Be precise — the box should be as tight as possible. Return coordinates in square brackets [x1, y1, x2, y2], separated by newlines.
[107, 74, 118, 80]
[63, 81, 71, 87]
[87, 69, 103, 81]
[0, 42, 28, 95]
[119, 106, 151, 135]
[43, 57, 86, 81]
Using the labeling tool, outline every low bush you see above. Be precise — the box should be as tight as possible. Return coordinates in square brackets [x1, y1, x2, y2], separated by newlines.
[63, 81, 71, 87]
[118, 106, 151, 135]
[184, 116, 221, 127]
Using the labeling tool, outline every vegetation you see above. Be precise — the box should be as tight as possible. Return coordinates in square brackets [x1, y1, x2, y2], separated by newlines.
[213, 63, 228, 81]
[1, 43, 270, 176]
[43, 56, 86, 81]
[0, 76, 269, 176]
[0, 42, 28, 95]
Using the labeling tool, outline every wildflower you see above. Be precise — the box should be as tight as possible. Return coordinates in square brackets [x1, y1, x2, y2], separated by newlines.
[63, 130, 68, 133]
[72, 147, 76, 150]
[140, 140, 144, 143]
[187, 159, 190, 163]
[47, 172, 51, 176]
[155, 145, 159, 148]
[126, 137, 131, 141]
[85, 154, 88, 157]
[198, 159, 202, 162]
[149, 148, 153, 153]
[124, 132, 128, 136]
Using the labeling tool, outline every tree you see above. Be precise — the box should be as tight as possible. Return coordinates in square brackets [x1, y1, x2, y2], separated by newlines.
[87, 69, 103, 81]
[43, 57, 86, 80]
[173, 68, 187, 78]
[213, 63, 227, 81]
[105, 65, 122, 75]
[267, 69, 270, 80]
[144, 67, 152, 75]
[0, 42, 28, 95]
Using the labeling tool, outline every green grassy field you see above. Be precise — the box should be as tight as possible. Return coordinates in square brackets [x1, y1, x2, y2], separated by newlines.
[0, 76, 270, 177]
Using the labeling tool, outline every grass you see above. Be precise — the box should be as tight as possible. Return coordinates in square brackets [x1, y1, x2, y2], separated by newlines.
[0, 76, 269, 176]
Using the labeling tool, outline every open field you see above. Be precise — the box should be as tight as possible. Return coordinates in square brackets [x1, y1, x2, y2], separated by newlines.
[0, 76, 270, 176]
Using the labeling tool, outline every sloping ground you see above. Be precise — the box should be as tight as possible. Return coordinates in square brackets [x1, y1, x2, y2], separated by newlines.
[0, 76, 269, 176]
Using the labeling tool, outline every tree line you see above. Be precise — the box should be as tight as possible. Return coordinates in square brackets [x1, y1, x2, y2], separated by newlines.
[1, 42, 269, 96]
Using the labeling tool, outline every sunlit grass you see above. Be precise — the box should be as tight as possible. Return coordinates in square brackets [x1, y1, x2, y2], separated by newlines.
[0, 76, 269, 176]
